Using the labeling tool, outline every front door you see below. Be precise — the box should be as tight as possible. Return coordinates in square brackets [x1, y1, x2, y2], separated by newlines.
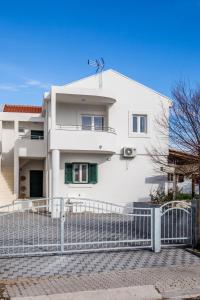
[30, 170, 43, 197]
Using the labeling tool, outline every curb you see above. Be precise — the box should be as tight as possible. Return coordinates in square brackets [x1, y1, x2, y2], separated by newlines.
[185, 248, 200, 258]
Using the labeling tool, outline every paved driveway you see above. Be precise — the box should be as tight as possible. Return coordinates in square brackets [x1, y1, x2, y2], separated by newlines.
[0, 248, 199, 280]
[0, 249, 200, 299]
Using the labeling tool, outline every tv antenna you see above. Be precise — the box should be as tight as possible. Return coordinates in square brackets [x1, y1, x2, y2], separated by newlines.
[88, 58, 105, 88]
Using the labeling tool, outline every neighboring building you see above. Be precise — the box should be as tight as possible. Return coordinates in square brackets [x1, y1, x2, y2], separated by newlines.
[0, 69, 170, 207]
[167, 149, 199, 196]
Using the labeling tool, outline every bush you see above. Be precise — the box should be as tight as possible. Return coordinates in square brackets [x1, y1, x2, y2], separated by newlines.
[150, 188, 192, 204]
[176, 193, 192, 200]
[150, 188, 168, 204]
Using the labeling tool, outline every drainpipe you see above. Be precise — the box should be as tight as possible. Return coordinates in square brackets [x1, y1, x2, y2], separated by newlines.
[52, 149, 60, 218]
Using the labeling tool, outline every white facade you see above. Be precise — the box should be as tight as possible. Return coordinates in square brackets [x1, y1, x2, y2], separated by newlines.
[0, 70, 170, 206]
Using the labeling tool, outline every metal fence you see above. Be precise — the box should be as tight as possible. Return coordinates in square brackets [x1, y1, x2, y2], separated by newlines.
[160, 201, 192, 246]
[0, 199, 61, 256]
[63, 198, 152, 252]
[0, 198, 193, 257]
[0, 197, 153, 257]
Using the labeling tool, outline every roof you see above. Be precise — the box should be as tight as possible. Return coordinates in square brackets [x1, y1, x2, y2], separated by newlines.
[169, 149, 197, 161]
[3, 104, 42, 114]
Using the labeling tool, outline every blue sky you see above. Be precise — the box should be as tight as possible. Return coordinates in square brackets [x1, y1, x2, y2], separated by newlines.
[0, 0, 200, 105]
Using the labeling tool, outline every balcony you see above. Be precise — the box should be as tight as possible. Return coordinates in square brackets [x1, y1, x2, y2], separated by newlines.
[15, 134, 46, 158]
[48, 125, 117, 154]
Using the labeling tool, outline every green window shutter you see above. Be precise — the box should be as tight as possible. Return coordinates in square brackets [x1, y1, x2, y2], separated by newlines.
[65, 163, 73, 183]
[88, 163, 98, 184]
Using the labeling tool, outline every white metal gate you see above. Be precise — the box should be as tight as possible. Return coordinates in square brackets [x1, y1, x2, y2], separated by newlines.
[0, 198, 153, 257]
[160, 201, 192, 246]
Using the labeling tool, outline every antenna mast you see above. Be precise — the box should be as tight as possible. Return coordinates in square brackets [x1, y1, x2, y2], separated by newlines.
[88, 58, 105, 88]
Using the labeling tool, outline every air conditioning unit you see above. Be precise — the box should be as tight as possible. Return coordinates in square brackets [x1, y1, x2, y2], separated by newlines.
[123, 147, 136, 158]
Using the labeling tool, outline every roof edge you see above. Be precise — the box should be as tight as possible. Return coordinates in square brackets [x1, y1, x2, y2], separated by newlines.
[60, 68, 171, 102]
[107, 69, 171, 101]
[3, 104, 42, 114]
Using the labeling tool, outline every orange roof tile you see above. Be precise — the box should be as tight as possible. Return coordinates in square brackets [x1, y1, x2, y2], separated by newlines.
[3, 104, 42, 114]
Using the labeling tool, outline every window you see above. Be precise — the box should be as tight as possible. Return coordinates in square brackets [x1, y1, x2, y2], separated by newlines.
[132, 115, 147, 133]
[178, 174, 184, 183]
[65, 163, 98, 184]
[82, 115, 104, 131]
[168, 173, 174, 182]
[168, 173, 185, 183]
[82, 116, 91, 130]
[73, 163, 88, 183]
[31, 130, 44, 140]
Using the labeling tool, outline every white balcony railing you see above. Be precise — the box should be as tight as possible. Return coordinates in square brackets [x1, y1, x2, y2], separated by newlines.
[56, 125, 116, 134]
[19, 134, 44, 140]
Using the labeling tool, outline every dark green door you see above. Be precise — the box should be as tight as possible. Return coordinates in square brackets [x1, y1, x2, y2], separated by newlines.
[30, 170, 43, 197]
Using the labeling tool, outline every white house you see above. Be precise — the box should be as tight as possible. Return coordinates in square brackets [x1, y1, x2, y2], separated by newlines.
[0, 69, 170, 207]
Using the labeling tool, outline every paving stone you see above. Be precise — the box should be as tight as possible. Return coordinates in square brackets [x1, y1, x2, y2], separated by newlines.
[0, 248, 200, 297]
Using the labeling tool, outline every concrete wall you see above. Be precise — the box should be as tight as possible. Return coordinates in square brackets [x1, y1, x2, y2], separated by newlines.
[2, 121, 15, 167]
[56, 103, 107, 127]
[16, 139, 46, 158]
[18, 121, 44, 137]
[47, 152, 167, 206]
[49, 129, 116, 153]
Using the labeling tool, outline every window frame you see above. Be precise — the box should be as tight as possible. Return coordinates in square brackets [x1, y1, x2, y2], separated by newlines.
[81, 115, 104, 131]
[168, 173, 174, 182]
[65, 163, 98, 185]
[128, 111, 151, 138]
[132, 114, 147, 133]
[72, 163, 89, 183]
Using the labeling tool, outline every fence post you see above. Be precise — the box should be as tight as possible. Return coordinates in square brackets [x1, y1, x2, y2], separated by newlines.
[152, 207, 161, 253]
[60, 197, 65, 254]
[192, 198, 200, 249]
[52, 198, 61, 219]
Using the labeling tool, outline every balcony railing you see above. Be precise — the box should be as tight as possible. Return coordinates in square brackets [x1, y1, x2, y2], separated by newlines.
[19, 134, 44, 140]
[56, 125, 116, 134]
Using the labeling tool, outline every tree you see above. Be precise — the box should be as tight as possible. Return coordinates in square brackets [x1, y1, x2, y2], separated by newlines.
[149, 81, 200, 198]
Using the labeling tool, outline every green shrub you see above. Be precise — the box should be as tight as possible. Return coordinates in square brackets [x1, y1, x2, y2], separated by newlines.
[150, 188, 192, 204]
[176, 193, 192, 200]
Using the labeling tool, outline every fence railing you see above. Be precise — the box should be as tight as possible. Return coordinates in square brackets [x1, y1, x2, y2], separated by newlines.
[0, 197, 154, 257]
[63, 197, 153, 252]
[0, 198, 193, 257]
